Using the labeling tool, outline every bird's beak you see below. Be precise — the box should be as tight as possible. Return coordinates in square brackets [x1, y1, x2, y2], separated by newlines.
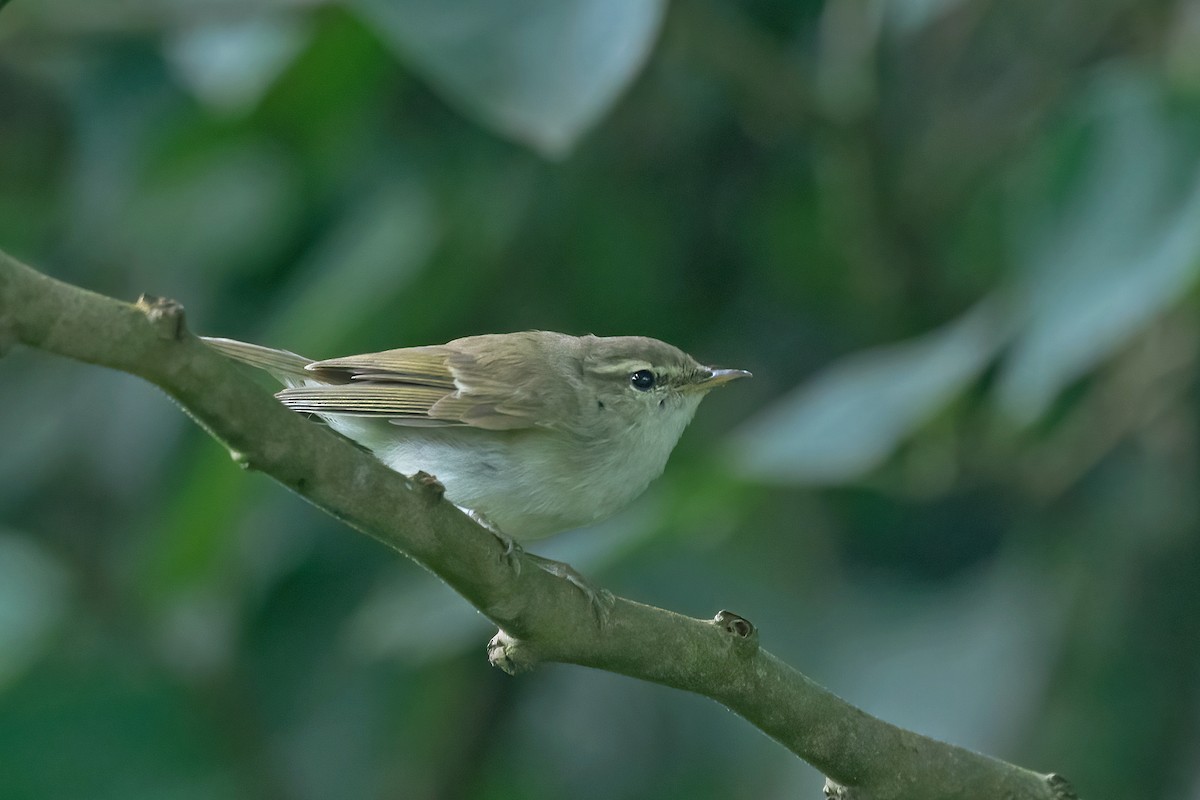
[693, 367, 752, 391]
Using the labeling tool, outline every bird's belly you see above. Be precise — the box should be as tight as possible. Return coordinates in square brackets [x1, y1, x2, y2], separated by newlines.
[322, 418, 663, 542]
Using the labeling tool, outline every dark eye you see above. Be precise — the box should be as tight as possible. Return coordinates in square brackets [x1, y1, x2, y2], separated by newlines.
[630, 369, 655, 391]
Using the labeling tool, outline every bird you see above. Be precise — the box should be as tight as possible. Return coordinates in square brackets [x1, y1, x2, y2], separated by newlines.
[203, 331, 749, 608]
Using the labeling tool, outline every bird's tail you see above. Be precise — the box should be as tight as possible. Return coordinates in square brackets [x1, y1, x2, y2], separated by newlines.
[202, 337, 314, 386]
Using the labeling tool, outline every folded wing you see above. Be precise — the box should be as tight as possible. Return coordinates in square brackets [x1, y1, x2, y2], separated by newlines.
[276, 341, 545, 431]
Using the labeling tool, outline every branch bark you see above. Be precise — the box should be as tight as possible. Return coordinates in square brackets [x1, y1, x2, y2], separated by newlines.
[0, 249, 1078, 800]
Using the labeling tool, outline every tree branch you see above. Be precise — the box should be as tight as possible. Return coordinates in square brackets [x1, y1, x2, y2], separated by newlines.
[0, 249, 1078, 800]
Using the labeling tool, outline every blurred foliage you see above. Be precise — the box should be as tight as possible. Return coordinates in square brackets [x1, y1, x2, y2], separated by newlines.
[3, 0, 1200, 798]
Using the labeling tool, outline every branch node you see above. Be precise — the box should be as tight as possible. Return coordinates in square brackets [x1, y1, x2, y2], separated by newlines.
[1046, 773, 1079, 799]
[713, 609, 759, 652]
[487, 629, 537, 675]
[823, 779, 850, 798]
[135, 294, 186, 340]
[414, 470, 446, 499]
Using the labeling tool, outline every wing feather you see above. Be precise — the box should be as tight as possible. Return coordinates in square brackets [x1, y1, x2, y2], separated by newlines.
[276, 384, 450, 417]
[277, 337, 567, 430]
[308, 349, 457, 389]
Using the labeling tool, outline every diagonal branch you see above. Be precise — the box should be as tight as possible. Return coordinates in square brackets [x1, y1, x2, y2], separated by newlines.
[0, 249, 1077, 800]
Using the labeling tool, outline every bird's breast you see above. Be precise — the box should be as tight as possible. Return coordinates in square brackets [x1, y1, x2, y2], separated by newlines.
[322, 411, 694, 542]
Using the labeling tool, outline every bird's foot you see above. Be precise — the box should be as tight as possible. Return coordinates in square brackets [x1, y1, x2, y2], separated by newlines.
[465, 508, 524, 575]
[461, 508, 612, 624]
[524, 553, 615, 626]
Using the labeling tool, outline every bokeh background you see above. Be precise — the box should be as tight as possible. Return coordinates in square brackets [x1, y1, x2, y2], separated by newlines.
[3, 0, 1200, 798]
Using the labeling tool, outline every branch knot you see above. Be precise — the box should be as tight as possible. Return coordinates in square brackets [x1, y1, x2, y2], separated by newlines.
[414, 470, 446, 499]
[135, 294, 186, 340]
[487, 629, 537, 675]
[713, 609, 759, 654]
[1046, 773, 1079, 799]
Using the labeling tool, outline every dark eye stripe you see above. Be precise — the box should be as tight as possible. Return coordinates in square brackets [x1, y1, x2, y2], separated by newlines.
[630, 369, 655, 391]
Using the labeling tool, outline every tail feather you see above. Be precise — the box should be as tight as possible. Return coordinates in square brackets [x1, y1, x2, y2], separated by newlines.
[202, 337, 314, 385]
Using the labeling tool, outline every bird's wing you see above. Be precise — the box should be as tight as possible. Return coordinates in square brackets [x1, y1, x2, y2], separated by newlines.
[275, 340, 549, 431]
[202, 337, 314, 382]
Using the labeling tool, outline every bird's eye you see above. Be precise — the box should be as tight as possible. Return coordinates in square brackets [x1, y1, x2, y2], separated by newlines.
[630, 369, 656, 391]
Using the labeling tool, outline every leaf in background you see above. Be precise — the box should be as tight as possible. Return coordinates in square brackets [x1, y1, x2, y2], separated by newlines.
[165, 15, 311, 115]
[352, 0, 666, 157]
[0, 532, 70, 691]
[732, 302, 1006, 485]
[815, 555, 1064, 750]
[0, 0, 311, 36]
[267, 178, 440, 350]
[122, 139, 302, 287]
[881, 0, 967, 35]
[997, 73, 1200, 424]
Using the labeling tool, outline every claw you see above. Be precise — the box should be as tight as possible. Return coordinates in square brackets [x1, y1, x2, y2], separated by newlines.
[525, 553, 615, 626]
[460, 508, 612, 624]
[500, 535, 523, 577]
[464, 508, 523, 576]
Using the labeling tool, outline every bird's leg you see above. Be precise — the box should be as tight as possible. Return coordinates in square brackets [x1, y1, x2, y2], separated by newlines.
[463, 507, 523, 575]
[461, 506, 613, 625]
[523, 553, 615, 626]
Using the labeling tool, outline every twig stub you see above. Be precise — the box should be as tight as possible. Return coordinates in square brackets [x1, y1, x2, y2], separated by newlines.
[487, 629, 536, 675]
[135, 293, 186, 340]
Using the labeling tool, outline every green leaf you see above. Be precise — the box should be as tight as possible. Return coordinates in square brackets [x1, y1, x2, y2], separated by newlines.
[352, 0, 666, 157]
[165, 16, 311, 115]
[882, 0, 967, 34]
[122, 139, 302, 278]
[266, 178, 440, 350]
[997, 72, 1200, 423]
[732, 303, 1005, 485]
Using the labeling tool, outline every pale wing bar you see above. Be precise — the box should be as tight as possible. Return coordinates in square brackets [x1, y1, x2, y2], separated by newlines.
[276, 384, 450, 418]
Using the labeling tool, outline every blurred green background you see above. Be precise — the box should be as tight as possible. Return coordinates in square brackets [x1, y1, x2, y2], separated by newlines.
[3, 0, 1200, 798]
